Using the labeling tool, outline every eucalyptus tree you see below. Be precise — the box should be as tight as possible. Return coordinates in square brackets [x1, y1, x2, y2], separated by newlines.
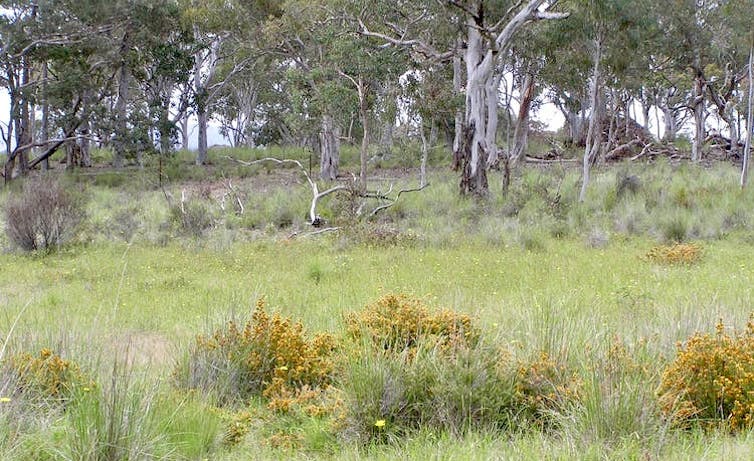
[360, 0, 568, 196]
[0, 0, 123, 179]
[571, 0, 655, 202]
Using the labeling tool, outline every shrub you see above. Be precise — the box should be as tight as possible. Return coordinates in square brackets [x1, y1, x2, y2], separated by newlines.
[175, 299, 337, 407]
[657, 319, 754, 431]
[514, 352, 581, 429]
[169, 198, 214, 237]
[4, 176, 85, 251]
[6, 348, 91, 405]
[646, 243, 702, 265]
[339, 342, 516, 444]
[345, 294, 479, 355]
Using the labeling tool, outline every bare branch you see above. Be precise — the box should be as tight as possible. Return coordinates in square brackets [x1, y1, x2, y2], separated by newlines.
[370, 183, 430, 216]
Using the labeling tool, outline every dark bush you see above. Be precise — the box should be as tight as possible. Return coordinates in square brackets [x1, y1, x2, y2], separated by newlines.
[4, 176, 85, 251]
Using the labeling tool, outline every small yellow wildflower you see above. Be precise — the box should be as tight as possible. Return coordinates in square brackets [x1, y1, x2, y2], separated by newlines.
[82, 387, 91, 392]
[278, 366, 288, 371]
[0, 397, 11, 403]
[374, 419, 386, 428]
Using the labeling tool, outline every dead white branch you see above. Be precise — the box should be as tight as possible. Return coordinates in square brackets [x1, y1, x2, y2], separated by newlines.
[226, 156, 349, 226]
[370, 183, 430, 216]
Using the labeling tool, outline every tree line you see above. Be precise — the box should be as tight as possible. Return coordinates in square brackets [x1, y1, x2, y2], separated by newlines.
[1, 0, 753, 196]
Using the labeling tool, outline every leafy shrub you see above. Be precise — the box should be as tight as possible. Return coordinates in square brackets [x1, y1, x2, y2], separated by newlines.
[345, 294, 479, 355]
[646, 243, 702, 265]
[4, 176, 85, 251]
[657, 319, 754, 431]
[6, 348, 91, 405]
[175, 299, 337, 407]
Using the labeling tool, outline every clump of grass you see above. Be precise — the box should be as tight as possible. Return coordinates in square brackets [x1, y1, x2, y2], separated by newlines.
[339, 341, 516, 444]
[658, 318, 754, 431]
[646, 243, 702, 265]
[169, 198, 215, 237]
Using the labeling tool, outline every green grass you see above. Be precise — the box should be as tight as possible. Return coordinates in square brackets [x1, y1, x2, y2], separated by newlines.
[3, 156, 754, 458]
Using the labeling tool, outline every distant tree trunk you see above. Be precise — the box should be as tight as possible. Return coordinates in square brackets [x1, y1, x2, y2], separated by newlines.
[691, 61, 705, 162]
[376, 79, 395, 156]
[503, 72, 535, 193]
[114, 55, 130, 168]
[181, 113, 190, 151]
[4, 74, 18, 182]
[452, 51, 463, 170]
[662, 104, 677, 143]
[485, 72, 502, 167]
[579, 38, 603, 203]
[319, 114, 340, 180]
[357, 77, 369, 191]
[741, 43, 753, 188]
[79, 90, 92, 167]
[41, 63, 49, 171]
[510, 72, 535, 166]
[420, 117, 429, 188]
[17, 53, 32, 175]
[195, 49, 209, 165]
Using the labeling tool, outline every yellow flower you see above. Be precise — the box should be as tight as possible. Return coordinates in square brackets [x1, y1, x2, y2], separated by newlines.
[82, 387, 91, 392]
[0, 397, 10, 403]
[278, 366, 288, 371]
[374, 419, 386, 428]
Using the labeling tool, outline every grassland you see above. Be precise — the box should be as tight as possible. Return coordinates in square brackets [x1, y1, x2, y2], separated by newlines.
[2, 149, 754, 459]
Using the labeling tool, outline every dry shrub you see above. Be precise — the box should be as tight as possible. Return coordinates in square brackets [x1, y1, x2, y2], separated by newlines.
[176, 299, 337, 408]
[646, 243, 702, 265]
[658, 319, 754, 431]
[4, 176, 84, 251]
[345, 294, 479, 355]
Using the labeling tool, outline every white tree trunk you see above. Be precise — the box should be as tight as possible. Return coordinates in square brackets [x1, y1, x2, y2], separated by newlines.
[691, 64, 705, 162]
[579, 39, 603, 203]
[741, 43, 754, 188]
[452, 51, 463, 170]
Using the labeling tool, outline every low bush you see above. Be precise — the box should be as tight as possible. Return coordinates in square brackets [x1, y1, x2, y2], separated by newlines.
[657, 319, 754, 431]
[175, 299, 337, 407]
[5, 348, 91, 405]
[646, 243, 702, 265]
[169, 198, 215, 237]
[345, 294, 479, 355]
[4, 176, 85, 251]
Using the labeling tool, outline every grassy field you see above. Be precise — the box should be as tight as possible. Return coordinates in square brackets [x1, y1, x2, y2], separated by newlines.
[2, 152, 754, 459]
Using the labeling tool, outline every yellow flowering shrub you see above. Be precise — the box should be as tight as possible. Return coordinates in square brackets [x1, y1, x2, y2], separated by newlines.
[658, 319, 754, 431]
[179, 299, 337, 407]
[515, 352, 581, 426]
[345, 294, 479, 355]
[8, 348, 91, 403]
[646, 243, 702, 265]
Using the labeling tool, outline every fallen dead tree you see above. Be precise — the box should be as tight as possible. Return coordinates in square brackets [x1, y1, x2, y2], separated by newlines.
[226, 156, 428, 228]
